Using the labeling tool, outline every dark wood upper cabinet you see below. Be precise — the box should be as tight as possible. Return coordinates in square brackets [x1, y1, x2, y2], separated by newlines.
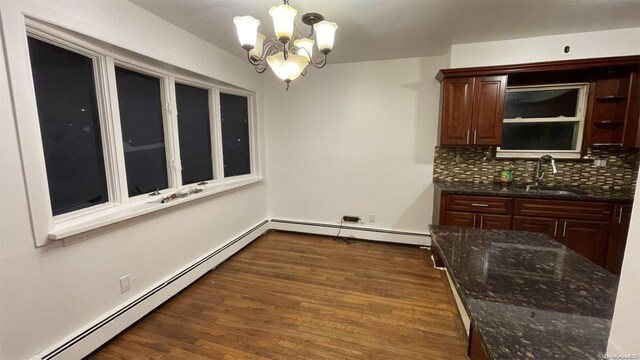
[583, 68, 640, 149]
[472, 76, 507, 145]
[441, 77, 474, 145]
[437, 56, 640, 150]
[439, 75, 507, 146]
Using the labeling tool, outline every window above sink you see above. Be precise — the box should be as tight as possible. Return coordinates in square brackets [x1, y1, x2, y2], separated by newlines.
[497, 83, 589, 159]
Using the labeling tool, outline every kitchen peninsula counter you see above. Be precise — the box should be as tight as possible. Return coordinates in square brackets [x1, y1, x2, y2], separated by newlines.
[429, 225, 619, 359]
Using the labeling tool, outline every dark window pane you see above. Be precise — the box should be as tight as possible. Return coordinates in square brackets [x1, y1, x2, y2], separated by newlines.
[27, 37, 108, 216]
[220, 93, 251, 177]
[501, 122, 578, 150]
[115, 67, 168, 196]
[176, 83, 213, 184]
[504, 89, 579, 119]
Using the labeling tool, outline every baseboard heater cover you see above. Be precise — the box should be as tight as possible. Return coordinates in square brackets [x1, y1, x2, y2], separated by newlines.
[270, 219, 431, 245]
[39, 219, 269, 360]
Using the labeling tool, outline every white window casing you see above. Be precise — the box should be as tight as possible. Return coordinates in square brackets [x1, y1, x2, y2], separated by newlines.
[497, 83, 589, 159]
[11, 17, 262, 246]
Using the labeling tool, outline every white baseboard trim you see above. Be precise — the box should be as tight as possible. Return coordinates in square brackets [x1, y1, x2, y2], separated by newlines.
[33, 220, 270, 360]
[33, 218, 430, 359]
[270, 218, 431, 246]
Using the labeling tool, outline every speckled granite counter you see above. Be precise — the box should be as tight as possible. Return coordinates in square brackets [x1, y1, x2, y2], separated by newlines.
[429, 225, 619, 360]
[434, 179, 635, 203]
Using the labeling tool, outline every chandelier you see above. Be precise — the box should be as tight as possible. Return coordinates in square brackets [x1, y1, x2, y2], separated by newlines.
[233, 0, 338, 90]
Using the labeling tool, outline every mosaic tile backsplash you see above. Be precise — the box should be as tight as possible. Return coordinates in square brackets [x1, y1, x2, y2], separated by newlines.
[434, 146, 640, 189]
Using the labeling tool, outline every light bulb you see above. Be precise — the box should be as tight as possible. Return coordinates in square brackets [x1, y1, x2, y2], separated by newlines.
[269, 4, 297, 42]
[249, 33, 266, 59]
[233, 16, 260, 50]
[266, 53, 308, 81]
[314, 21, 338, 54]
[294, 38, 314, 62]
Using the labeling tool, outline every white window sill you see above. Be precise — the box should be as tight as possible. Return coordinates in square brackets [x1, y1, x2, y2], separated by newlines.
[49, 177, 263, 240]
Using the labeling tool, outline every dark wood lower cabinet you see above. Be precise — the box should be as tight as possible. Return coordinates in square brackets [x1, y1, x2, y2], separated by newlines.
[445, 211, 476, 228]
[560, 220, 609, 266]
[478, 214, 512, 230]
[606, 204, 632, 275]
[438, 193, 631, 271]
[513, 216, 558, 238]
[514, 217, 609, 266]
[444, 212, 512, 230]
[468, 321, 490, 360]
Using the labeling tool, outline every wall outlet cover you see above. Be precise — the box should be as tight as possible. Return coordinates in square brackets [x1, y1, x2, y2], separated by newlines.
[119, 275, 131, 293]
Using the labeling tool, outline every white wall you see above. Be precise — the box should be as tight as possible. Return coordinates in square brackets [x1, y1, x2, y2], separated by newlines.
[265, 56, 445, 235]
[449, 27, 640, 68]
[0, 1, 267, 359]
[607, 174, 640, 355]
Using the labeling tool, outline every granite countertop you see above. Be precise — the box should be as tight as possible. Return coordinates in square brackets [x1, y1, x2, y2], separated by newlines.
[429, 225, 619, 360]
[434, 179, 635, 203]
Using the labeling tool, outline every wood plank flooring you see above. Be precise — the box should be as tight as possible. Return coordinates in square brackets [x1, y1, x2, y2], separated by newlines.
[88, 231, 468, 360]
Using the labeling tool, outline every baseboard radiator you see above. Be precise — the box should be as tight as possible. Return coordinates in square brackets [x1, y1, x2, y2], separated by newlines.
[35, 220, 270, 360]
[270, 219, 431, 246]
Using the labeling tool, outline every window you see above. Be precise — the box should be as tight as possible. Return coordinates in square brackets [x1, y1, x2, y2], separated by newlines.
[175, 83, 214, 185]
[27, 36, 109, 216]
[497, 84, 588, 158]
[115, 66, 169, 196]
[18, 21, 261, 245]
[220, 93, 251, 177]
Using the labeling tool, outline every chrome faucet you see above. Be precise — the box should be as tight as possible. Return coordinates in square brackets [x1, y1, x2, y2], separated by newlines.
[530, 155, 558, 190]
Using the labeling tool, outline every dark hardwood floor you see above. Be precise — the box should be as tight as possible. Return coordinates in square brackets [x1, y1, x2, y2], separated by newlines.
[89, 231, 468, 359]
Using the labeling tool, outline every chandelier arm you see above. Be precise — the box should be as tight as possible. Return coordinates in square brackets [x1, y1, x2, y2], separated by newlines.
[254, 65, 268, 74]
[246, 41, 281, 67]
[309, 53, 328, 69]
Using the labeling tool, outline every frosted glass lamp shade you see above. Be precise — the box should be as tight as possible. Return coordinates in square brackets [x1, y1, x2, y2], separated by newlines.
[314, 21, 338, 53]
[233, 16, 260, 50]
[249, 33, 266, 59]
[266, 53, 308, 82]
[294, 38, 314, 62]
[269, 5, 297, 42]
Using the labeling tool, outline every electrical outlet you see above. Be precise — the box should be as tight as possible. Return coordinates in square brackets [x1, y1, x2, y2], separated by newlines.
[369, 214, 375, 223]
[593, 158, 607, 168]
[119, 274, 131, 293]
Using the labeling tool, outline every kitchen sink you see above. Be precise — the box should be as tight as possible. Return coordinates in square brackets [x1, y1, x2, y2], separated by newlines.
[512, 185, 589, 196]
[531, 189, 585, 196]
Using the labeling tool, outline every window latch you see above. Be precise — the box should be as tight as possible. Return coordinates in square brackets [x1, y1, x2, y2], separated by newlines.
[149, 188, 161, 196]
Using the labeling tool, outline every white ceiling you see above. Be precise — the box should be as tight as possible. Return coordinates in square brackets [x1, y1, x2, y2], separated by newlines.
[130, 0, 640, 64]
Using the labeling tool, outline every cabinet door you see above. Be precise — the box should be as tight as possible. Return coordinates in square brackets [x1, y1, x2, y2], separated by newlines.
[444, 211, 476, 228]
[606, 204, 632, 274]
[440, 77, 474, 145]
[560, 220, 610, 266]
[472, 75, 507, 146]
[623, 71, 639, 148]
[478, 214, 512, 230]
[513, 216, 558, 238]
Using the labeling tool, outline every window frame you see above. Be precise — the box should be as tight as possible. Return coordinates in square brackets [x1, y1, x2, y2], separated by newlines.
[13, 18, 262, 246]
[110, 60, 177, 202]
[218, 89, 259, 180]
[171, 77, 220, 187]
[497, 83, 589, 159]
[25, 26, 123, 224]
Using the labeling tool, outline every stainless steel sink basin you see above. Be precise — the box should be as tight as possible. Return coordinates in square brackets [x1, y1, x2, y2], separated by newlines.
[532, 189, 580, 196]
[520, 186, 589, 196]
